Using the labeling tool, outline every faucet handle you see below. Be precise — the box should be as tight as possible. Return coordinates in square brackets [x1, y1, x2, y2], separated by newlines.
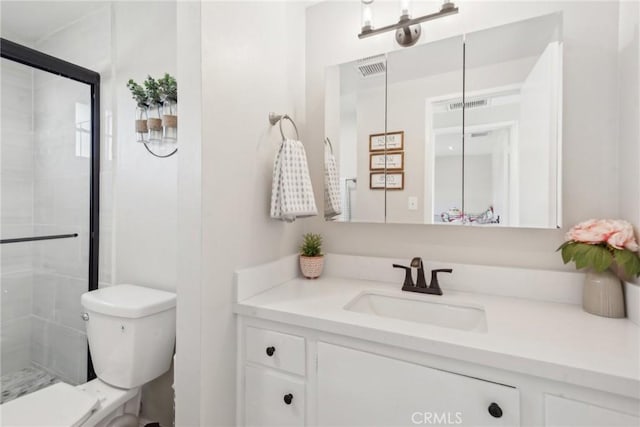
[393, 264, 414, 289]
[429, 268, 453, 295]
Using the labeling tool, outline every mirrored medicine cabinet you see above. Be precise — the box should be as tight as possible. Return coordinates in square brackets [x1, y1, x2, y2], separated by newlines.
[324, 13, 562, 229]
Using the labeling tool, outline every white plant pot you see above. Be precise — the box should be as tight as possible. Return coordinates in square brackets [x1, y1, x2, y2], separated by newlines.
[582, 270, 626, 318]
[300, 255, 324, 279]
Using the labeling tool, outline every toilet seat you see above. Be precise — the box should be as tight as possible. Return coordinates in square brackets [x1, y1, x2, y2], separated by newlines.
[2, 382, 99, 426]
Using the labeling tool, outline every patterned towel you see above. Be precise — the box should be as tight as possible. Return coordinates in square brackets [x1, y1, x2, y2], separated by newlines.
[270, 139, 318, 222]
[324, 143, 342, 219]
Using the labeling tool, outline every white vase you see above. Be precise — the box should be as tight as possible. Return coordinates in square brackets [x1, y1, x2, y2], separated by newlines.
[582, 270, 626, 318]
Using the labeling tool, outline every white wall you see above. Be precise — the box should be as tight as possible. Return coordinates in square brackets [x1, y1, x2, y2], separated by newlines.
[112, 1, 177, 293]
[175, 2, 202, 425]
[618, 0, 640, 243]
[176, 2, 307, 425]
[306, 0, 622, 270]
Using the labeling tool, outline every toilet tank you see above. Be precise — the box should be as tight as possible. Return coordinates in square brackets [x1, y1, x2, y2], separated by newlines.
[81, 284, 176, 389]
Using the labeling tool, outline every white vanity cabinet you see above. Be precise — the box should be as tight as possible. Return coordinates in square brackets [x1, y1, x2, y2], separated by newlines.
[237, 317, 640, 427]
[316, 343, 519, 426]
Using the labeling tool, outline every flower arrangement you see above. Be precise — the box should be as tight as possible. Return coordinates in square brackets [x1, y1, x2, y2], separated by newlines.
[158, 73, 177, 103]
[558, 219, 640, 279]
[126, 79, 148, 108]
[126, 74, 177, 105]
[143, 75, 163, 107]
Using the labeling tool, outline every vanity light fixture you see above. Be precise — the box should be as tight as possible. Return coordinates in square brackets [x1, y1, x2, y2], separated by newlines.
[358, 0, 459, 47]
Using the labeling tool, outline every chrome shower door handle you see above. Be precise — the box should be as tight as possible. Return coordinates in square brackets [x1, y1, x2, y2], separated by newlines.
[81, 312, 89, 321]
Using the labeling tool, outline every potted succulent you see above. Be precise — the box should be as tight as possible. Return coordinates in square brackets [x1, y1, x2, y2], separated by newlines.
[126, 79, 149, 142]
[558, 219, 640, 318]
[300, 233, 324, 279]
[158, 73, 178, 141]
[144, 75, 163, 142]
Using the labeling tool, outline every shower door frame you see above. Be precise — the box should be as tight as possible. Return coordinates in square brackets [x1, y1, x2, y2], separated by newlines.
[1, 38, 100, 381]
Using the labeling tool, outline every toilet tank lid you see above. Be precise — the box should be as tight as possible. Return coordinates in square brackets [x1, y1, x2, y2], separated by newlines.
[81, 284, 176, 318]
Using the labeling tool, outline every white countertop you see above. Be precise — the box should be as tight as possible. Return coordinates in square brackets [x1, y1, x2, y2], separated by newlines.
[234, 276, 640, 399]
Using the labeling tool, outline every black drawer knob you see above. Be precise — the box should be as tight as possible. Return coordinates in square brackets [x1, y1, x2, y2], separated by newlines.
[488, 402, 503, 418]
[266, 346, 276, 357]
[283, 393, 293, 405]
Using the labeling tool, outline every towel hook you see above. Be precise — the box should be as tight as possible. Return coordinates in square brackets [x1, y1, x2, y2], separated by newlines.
[269, 112, 299, 141]
[324, 137, 334, 154]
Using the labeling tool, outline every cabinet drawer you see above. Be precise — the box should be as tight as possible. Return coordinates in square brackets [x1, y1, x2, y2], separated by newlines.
[545, 394, 640, 427]
[245, 326, 305, 375]
[245, 365, 305, 426]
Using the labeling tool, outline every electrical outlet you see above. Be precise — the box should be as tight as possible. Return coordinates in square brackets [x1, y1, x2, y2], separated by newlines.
[408, 196, 418, 211]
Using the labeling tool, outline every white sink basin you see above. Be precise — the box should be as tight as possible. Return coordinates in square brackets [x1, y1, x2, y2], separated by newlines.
[344, 292, 487, 333]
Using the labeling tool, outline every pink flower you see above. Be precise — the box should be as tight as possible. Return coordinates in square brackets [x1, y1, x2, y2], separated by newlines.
[565, 219, 614, 244]
[566, 219, 639, 252]
[607, 220, 639, 252]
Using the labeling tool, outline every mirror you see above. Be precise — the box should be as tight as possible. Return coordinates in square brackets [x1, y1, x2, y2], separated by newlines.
[464, 14, 562, 228]
[325, 54, 388, 223]
[324, 13, 562, 228]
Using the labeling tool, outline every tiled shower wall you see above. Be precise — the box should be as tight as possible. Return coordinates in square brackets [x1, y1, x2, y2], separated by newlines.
[0, 59, 35, 375]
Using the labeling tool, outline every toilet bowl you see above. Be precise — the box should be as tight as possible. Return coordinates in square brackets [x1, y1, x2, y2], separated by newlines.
[1, 284, 176, 427]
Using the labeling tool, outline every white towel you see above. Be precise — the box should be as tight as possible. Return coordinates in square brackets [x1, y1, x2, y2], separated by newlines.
[270, 139, 318, 222]
[324, 143, 342, 219]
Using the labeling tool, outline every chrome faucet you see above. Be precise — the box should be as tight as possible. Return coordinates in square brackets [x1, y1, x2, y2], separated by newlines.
[393, 257, 452, 295]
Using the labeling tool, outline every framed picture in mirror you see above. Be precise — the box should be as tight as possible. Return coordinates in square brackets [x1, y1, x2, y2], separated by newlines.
[370, 152, 404, 171]
[369, 131, 404, 151]
[370, 172, 404, 190]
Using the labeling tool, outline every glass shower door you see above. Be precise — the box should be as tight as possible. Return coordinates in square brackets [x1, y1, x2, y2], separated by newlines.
[1, 41, 99, 403]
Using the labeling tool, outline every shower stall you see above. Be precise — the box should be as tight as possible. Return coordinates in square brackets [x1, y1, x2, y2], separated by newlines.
[0, 39, 99, 403]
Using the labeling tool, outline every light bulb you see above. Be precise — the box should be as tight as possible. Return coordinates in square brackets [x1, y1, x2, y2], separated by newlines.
[400, 0, 411, 18]
[361, 0, 374, 30]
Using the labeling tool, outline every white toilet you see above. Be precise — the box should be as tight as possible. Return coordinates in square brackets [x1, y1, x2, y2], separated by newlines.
[2, 284, 176, 427]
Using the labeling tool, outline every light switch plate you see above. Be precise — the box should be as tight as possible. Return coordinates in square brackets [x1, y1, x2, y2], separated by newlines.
[408, 196, 418, 210]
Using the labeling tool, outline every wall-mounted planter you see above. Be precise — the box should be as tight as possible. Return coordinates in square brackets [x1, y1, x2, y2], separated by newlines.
[162, 100, 177, 142]
[147, 104, 163, 142]
[135, 106, 148, 142]
[127, 75, 178, 158]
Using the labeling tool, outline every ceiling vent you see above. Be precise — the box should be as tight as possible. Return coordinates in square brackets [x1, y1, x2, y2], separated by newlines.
[448, 98, 489, 111]
[470, 131, 490, 138]
[356, 55, 386, 77]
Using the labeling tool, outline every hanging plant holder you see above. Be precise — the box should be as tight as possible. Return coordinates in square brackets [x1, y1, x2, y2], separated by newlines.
[127, 75, 178, 158]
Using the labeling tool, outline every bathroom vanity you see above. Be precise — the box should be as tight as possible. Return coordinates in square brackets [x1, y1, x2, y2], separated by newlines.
[234, 255, 640, 426]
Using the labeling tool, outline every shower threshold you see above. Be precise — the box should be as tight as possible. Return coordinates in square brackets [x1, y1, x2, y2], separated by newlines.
[0, 365, 60, 404]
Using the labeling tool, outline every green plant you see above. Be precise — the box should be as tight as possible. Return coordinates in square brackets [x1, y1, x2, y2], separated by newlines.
[300, 233, 323, 257]
[144, 75, 162, 106]
[158, 73, 177, 103]
[126, 79, 148, 108]
[558, 241, 640, 279]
